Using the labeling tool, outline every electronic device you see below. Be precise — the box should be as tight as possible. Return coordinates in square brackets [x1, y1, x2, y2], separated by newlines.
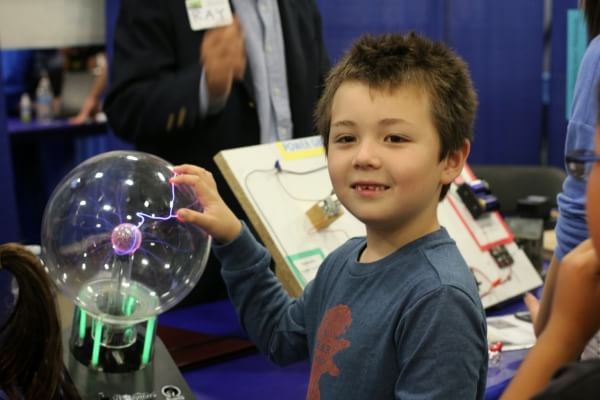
[457, 180, 500, 219]
[305, 191, 343, 230]
[490, 245, 514, 268]
[41, 151, 211, 399]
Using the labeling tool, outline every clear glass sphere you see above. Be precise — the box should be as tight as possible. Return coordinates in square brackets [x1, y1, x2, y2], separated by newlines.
[41, 151, 210, 325]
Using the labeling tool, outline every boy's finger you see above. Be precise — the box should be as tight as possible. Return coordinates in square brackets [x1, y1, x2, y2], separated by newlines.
[170, 176, 214, 206]
[177, 208, 208, 227]
[172, 164, 210, 176]
[170, 172, 208, 189]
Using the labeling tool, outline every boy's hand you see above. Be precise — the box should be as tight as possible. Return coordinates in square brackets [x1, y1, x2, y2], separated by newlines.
[544, 239, 600, 351]
[170, 164, 242, 244]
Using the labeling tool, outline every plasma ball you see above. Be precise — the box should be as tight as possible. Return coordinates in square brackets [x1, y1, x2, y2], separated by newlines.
[111, 223, 142, 255]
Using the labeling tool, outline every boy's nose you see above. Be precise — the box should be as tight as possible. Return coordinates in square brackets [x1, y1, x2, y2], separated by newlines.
[352, 141, 381, 169]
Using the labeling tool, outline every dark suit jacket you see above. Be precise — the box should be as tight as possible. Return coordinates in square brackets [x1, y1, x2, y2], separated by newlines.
[105, 0, 330, 303]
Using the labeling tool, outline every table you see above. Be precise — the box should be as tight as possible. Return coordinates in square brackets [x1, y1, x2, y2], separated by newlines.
[7, 116, 107, 137]
[485, 296, 533, 399]
[158, 299, 309, 399]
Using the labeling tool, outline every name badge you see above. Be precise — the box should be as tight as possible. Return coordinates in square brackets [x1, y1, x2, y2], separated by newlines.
[185, 0, 233, 31]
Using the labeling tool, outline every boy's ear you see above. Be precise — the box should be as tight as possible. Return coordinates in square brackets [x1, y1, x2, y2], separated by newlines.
[440, 139, 470, 185]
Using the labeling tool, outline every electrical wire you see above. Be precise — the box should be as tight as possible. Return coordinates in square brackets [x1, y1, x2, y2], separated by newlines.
[470, 265, 513, 299]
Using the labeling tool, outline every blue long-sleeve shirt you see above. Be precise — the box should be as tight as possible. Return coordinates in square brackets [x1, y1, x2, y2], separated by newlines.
[215, 223, 487, 399]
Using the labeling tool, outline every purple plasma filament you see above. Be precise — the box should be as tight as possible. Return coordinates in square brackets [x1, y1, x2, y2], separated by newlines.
[111, 223, 142, 255]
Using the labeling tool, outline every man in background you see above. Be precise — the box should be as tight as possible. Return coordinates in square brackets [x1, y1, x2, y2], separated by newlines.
[105, 0, 330, 303]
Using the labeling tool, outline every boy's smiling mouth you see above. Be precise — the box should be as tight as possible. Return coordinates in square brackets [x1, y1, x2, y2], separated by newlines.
[351, 182, 390, 192]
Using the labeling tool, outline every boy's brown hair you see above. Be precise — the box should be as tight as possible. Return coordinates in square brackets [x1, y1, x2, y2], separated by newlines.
[315, 32, 477, 200]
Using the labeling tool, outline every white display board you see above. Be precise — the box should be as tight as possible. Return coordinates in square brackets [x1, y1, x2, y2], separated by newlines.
[0, 0, 105, 49]
[215, 136, 542, 308]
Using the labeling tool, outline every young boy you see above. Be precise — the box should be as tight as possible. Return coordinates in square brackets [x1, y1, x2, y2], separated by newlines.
[172, 33, 487, 399]
[502, 85, 600, 399]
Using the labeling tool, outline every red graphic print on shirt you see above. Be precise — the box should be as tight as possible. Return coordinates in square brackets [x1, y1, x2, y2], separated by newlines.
[307, 304, 352, 400]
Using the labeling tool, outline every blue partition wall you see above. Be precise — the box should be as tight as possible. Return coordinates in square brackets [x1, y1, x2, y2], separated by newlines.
[317, 0, 444, 62]
[0, 54, 21, 243]
[547, 0, 579, 167]
[316, 0, 545, 166]
[106, 0, 119, 65]
[447, 1, 544, 165]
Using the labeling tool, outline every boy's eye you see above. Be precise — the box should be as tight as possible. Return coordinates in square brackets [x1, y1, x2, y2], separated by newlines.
[333, 134, 356, 144]
[384, 134, 407, 143]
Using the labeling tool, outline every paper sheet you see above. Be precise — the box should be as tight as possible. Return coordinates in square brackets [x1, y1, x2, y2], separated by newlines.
[487, 314, 536, 351]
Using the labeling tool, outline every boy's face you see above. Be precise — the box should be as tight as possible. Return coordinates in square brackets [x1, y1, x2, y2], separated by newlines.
[327, 81, 464, 234]
[588, 126, 600, 253]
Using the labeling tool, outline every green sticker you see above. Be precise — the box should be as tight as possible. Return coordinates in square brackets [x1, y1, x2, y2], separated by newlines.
[286, 248, 325, 287]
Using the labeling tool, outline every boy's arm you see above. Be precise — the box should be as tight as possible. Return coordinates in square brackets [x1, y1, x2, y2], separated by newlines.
[171, 164, 310, 365]
[502, 239, 600, 399]
[215, 224, 311, 365]
[395, 287, 487, 400]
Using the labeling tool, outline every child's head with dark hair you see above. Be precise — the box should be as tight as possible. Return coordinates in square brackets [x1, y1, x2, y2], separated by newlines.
[317, 32, 474, 242]
[315, 32, 477, 201]
[0, 244, 78, 400]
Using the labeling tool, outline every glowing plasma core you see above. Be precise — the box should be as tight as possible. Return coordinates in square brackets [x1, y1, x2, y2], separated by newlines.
[111, 223, 143, 255]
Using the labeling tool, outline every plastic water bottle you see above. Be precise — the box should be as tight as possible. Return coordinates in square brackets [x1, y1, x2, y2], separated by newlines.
[35, 72, 53, 123]
[19, 93, 32, 123]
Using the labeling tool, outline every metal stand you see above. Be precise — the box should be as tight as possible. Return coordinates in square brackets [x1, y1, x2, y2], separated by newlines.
[64, 330, 195, 400]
